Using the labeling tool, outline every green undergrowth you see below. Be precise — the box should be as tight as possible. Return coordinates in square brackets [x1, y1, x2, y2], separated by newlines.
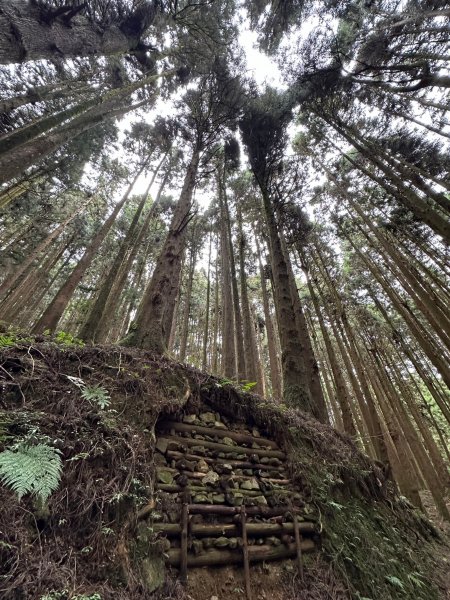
[0, 339, 447, 599]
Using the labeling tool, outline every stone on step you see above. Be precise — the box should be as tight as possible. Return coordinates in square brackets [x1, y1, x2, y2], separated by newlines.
[200, 412, 216, 424]
[196, 459, 209, 473]
[223, 437, 236, 446]
[240, 478, 260, 491]
[183, 414, 197, 424]
[155, 438, 169, 454]
[214, 421, 227, 429]
[193, 493, 209, 503]
[157, 469, 174, 485]
[253, 495, 268, 506]
[212, 493, 226, 504]
[202, 470, 220, 485]
[252, 428, 260, 438]
[192, 539, 204, 555]
[214, 536, 229, 548]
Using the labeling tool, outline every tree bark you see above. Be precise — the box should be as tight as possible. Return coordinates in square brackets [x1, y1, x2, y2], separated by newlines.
[0, 0, 157, 64]
[124, 148, 200, 351]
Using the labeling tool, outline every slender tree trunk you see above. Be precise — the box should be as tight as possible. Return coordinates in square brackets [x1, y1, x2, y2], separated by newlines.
[202, 232, 212, 371]
[32, 165, 145, 333]
[255, 236, 282, 400]
[179, 237, 198, 362]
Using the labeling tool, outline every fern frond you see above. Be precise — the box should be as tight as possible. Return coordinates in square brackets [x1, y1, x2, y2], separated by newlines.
[81, 385, 111, 409]
[0, 443, 62, 503]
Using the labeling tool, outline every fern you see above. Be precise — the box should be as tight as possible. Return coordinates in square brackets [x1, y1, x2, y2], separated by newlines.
[81, 385, 111, 409]
[0, 442, 62, 503]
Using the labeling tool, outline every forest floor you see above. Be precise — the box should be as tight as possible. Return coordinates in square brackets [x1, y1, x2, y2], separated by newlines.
[420, 491, 450, 600]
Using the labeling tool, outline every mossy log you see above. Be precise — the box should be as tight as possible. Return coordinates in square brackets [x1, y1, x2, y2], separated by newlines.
[161, 420, 279, 449]
[152, 521, 316, 537]
[167, 540, 315, 567]
[158, 436, 285, 459]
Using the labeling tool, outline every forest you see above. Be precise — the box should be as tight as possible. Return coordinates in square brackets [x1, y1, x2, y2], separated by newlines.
[0, 0, 449, 599]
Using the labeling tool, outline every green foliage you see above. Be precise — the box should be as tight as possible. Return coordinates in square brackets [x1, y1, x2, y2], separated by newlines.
[54, 331, 85, 347]
[81, 385, 111, 409]
[0, 334, 16, 347]
[216, 378, 257, 393]
[0, 441, 62, 503]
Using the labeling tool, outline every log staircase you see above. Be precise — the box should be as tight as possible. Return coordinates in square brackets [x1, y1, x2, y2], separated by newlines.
[153, 407, 320, 598]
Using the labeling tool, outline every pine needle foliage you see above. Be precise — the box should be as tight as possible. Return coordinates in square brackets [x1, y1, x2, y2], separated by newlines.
[0, 441, 62, 503]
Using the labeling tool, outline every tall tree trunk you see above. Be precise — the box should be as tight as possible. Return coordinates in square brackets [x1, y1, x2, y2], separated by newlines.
[124, 147, 200, 351]
[258, 188, 321, 418]
[218, 171, 236, 379]
[179, 235, 198, 363]
[255, 236, 282, 400]
[0, 0, 157, 64]
[202, 232, 213, 371]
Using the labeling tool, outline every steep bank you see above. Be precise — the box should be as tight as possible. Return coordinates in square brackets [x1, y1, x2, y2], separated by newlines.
[0, 335, 447, 599]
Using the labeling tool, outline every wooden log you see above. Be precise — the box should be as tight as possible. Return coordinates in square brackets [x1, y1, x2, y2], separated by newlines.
[167, 540, 315, 567]
[166, 450, 288, 474]
[158, 436, 285, 459]
[152, 521, 316, 537]
[187, 504, 304, 517]
[241, 506, 252, 600]
[161, 420, 279, 449]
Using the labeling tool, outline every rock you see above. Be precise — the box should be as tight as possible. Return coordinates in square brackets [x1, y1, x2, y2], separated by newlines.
[214, 536, 229, 548]
[237, 454, 246, 460]
[212, 493, 225, 504]
[240, 478, 260, 491]
[140, 550, 165, 593]
[243, 469, 254, 476]
[200, 412, 216, 424]
[202, 470, 220, 485]
[218, 452, 226, 458]
[252, 428, 260, 438]
[221, 463, 233, 473]
[227, 492, 244, 507]
[267, 536, 281, 546]
[228, 537, 238, 549]
[223, 437, 236, 446]
[183, 414, 197, 424]
[154, 453, 167, 466]
[192, 446, 206, 454]
[260, 456, 270, 464]
[214, 421, 227, 429]
[192, 539, 204, 555]
[268, 458, 281, 466]
[157, 469, 174, 485]
[155, 438, 168, 454]
[176, 458, 196, 472]
[193, 493, 209, 503]
[252, 442, 261, 449]
[196, 459, 209, 473]
[194, 434, 206, 440]
[254, 495, 268, 506]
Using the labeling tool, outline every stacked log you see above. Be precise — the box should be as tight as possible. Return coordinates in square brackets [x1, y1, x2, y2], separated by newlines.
[153, 409, 319, 569]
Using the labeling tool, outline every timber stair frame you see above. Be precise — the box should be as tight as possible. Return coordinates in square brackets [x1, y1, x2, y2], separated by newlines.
[155, 415, 318, 599]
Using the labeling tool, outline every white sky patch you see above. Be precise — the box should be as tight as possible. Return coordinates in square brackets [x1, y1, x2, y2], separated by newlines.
[238, 26, 286, 90]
